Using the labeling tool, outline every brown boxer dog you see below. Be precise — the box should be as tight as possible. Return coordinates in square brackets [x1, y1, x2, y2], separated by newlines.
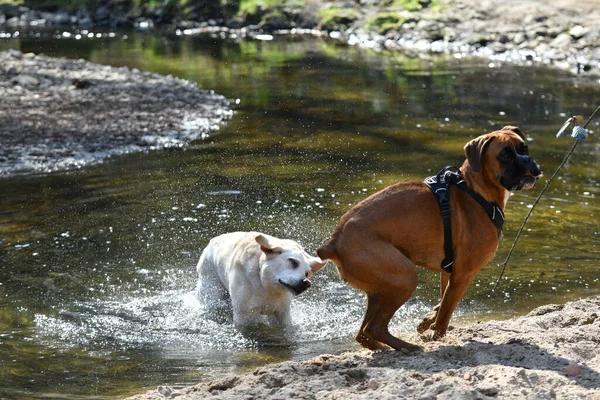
[317, 126, 542, 351]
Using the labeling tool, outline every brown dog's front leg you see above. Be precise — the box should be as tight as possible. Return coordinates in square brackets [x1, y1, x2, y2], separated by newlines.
[417, 272, 450, 334]
[431, 273, 475, 340]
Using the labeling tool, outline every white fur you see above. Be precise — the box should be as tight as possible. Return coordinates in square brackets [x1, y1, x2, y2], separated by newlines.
[196, 231, 325, 327]
[503, 191, 511, 208]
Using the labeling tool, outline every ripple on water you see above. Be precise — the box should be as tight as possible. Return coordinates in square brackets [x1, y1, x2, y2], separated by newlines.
[33, 276, 434, 361]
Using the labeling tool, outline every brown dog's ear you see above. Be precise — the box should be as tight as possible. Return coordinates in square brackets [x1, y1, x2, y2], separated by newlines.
[501, 125, 526, 140]
[464, 135, 494, 173]
[255, 234, 283, 255]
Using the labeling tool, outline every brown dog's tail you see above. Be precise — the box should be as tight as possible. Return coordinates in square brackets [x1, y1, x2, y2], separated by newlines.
[317, 241, 338, 265]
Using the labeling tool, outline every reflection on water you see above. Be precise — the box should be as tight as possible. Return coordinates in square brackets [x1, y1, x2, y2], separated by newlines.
[0, 31, 599, 399]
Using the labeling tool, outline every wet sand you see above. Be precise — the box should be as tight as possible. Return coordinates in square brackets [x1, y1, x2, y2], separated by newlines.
[127, 296, 600, 399]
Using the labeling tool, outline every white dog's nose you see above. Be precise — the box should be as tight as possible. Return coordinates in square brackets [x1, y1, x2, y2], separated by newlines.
[279, 278, 312, 295]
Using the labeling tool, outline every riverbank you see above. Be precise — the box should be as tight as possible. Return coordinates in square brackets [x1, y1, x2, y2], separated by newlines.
[0, 49, 232, 175]
[1, 0, 600, 75]
[127, 296, 600, 399]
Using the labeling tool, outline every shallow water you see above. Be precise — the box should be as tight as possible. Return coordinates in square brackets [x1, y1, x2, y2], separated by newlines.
[0, 30, 599, 399]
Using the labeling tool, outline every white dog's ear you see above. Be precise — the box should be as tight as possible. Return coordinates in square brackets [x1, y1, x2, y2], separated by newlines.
[255, 234, 283, 255]
[310, 258, 327, 272]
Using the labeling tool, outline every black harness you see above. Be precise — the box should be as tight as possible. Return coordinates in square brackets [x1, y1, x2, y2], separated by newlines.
[424, 166, 504, 274]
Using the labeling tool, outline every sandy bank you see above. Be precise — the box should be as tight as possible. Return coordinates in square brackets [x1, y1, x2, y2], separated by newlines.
[126, 296, 600, 399]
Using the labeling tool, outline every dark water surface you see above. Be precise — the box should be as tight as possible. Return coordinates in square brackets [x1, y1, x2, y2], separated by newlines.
[1, 31, 599, 399]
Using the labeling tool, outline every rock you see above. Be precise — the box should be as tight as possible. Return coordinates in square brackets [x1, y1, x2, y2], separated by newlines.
[367, 378, 380, 389]
[489, 42, 507, 53]
[477, 383, 499, 396]
[47, 11, 71, 26]
[135, 19, 154, 30]
[551, 33, 572, 49]
[94, 6, 110, 21]
[6, 16, 19, 26]
[569, 25, 589, 39]
[11, 74, 40, 87]
[0, 3, 24, 19]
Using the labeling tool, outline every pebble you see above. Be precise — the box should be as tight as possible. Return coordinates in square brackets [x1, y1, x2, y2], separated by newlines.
[367, 378, 380, 389]
[564, 364, 582, 377]
[476, 383, 499, 396]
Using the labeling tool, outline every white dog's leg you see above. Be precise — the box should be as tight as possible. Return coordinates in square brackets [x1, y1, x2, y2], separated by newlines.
[230, 287, 261, 327]
[274, 301, 293, 327]
[196, 246, 228, 310]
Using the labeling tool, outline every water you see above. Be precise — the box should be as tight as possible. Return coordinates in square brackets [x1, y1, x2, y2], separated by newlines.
[1, 29, 599, 399]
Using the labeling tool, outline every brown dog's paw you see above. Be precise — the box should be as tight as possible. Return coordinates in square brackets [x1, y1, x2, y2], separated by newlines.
[417, 314, 436, 334]
[432, 330, 447, 341]
[356, 333, 390, 351]
[416, 322, 433, 334]
[418, 332, 437, 342]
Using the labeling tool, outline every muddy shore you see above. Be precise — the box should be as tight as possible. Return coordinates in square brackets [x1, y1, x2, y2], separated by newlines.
[127, 296, 600, 400]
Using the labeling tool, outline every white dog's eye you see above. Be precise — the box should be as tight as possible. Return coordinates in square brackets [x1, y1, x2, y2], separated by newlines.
[289, 258, 299, 269]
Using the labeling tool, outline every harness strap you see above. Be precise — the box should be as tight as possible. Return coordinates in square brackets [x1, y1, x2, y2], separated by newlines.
[424, 166, 504, 273]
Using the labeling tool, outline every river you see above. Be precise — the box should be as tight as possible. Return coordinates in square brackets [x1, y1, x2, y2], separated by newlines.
[0, 29, 599, 399]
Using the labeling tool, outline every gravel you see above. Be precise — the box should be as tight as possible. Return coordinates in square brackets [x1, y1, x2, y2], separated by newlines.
[0, 49, 232, 176]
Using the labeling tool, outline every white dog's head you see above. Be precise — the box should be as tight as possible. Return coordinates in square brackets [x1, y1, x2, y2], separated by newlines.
[255, 234, 326, 296]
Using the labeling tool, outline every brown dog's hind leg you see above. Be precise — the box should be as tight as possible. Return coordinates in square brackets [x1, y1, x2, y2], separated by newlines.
[355, 294, 391, 350]
[362, 291, 421, 351]
[337, 241, 420, 351]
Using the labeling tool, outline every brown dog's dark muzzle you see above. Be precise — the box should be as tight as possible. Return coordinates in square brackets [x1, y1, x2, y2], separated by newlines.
[521, 158, 542, 190]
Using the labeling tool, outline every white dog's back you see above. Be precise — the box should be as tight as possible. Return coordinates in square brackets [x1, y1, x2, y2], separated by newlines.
[197, 232, 259, 293]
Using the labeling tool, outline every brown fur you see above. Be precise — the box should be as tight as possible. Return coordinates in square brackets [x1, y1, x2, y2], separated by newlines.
[318, 126, 535, 350]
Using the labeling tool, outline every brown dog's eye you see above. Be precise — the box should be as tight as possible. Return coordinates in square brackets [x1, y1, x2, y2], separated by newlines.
[289, 258, 299, 269]
[498, 147, 513, 163]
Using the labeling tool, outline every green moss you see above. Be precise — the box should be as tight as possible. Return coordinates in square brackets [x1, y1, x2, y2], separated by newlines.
[366, 11, 405, 33]
[318, 6, 358, 30]
[391, 0, 421, 12]
[238, 0, 302, 16]
[239, 0, 278, 15]
[428, 0, 445, 11]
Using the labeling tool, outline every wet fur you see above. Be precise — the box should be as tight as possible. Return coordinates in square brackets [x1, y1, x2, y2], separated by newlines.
[197, 231, 325, 327]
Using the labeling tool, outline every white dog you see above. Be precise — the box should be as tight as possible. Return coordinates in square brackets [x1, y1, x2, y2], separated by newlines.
[196, 231, 326, 327]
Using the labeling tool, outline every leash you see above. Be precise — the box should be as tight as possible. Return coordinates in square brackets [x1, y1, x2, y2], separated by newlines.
[492, 105, 600, 292]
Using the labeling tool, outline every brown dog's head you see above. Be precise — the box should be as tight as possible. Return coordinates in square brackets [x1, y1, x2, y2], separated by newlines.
[464, 126, 542, 191]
